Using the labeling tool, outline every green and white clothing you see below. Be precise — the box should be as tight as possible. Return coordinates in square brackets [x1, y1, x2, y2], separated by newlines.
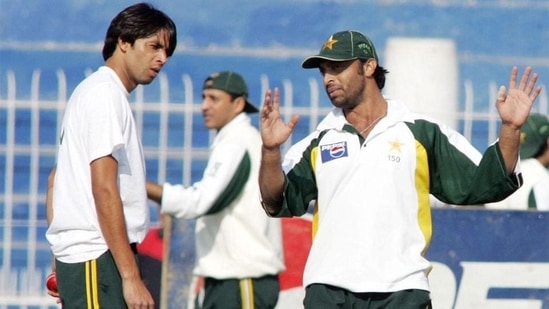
[47, 66, 148, 263]
[161, 113, 285, 279]
[486, 158, 549, 210]
[277, 99, 521, 293]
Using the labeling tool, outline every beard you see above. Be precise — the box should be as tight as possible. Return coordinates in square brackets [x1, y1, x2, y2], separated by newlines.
[326, 82, 365, 110]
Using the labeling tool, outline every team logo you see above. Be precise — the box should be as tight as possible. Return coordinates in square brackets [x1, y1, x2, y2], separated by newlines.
[320, 141, 348, 163]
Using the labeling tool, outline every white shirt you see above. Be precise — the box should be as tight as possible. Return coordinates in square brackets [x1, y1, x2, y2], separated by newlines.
[46, 66, 148, 263]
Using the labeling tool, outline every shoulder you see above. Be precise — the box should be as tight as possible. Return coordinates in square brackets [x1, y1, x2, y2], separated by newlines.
[73, 70, 123, 101]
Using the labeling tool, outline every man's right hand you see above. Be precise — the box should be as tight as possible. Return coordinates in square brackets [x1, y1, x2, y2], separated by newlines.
[123, 277, 155, 309]
[260, 88, 299, 149]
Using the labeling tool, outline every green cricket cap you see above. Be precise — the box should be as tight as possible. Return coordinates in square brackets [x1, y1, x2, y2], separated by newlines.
[520, 113, 549, 158]
[302, 30, 379, 69]
[203, 71, 258, 113]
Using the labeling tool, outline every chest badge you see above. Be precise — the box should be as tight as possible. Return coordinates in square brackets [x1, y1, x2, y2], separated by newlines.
[320, 141, 348, 163]
[388, 139, 403, 153]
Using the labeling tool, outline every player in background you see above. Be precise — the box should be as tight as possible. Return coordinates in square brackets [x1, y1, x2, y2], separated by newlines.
[258, 30, 542, 308]
[146, 71, 285, 309]
[486, 113, 549, 210]
[45, 3, 177, 308]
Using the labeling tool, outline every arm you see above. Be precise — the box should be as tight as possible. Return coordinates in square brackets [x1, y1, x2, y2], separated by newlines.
[147, 143, 251, 218]
[258, 88, 299, 215]
[46, 167, 56, 227]
[146, 181, 163, 205]
[496, 66, 542, 173]
[91, 155, 154, 308]
[45, 167, 61, 301]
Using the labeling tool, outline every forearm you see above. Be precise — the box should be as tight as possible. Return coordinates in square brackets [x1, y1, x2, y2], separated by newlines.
[146, 181, 163, 204]
[46, 167, 56, 225]
[159, 146, 251, 218]
[259, 145, 285, 215]
[95, 194, 140, 280]
[91, 156, 140, 281]
[46, 167, 56, 271]
[498, 123, 521, 174]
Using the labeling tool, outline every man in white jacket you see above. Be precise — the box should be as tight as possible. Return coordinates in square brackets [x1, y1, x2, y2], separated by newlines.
[257, 29, 541, 308]
[147, 71, 285, 309]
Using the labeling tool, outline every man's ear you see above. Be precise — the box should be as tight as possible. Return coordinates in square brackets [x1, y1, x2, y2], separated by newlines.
[118, 38, 131, 53]
[364, 58, 377, 76]
[233, 96, 246, 114]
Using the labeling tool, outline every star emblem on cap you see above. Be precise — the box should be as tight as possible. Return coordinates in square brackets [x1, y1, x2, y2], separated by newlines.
[323, 36, 338, 50]
[520, 132, 526, 143]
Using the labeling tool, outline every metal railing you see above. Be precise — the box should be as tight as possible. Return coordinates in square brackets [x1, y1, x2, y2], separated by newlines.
[0, 68, 547, 308]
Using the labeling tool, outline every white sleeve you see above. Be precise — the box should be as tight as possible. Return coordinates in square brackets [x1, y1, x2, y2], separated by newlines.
[160, 142, 247, 219]
[83, 83, 125, 162]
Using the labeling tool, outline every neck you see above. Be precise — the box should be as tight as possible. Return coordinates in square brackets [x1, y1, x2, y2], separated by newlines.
[344, 99, 388, 136]
[105, 58, 136, 93]
[358, 110, 386, 136]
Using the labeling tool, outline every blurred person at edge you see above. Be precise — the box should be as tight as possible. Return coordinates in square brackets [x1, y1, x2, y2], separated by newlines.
[45, 3, 177, 308]
[258, 29, 542, 308]
[146, 71, 285, 309]
[486, 113, 549, 210]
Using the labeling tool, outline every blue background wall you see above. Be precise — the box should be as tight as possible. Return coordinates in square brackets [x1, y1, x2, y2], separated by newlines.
[2, 0, 548, 116]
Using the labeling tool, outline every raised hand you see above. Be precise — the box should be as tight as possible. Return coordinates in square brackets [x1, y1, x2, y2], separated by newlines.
[496, 66, 542, 128]
[260, 88, 300, 150]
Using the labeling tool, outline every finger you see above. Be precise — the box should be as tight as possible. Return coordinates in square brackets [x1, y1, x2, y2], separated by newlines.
[525, 72, 539, 95]
[263, 89, 272, 106]
[531, 86, 543, 102]
[518, 66, 533, 90]
[508, 66, 518, 89]
[287, 114, 300, 131]
[272, 87, 280, 110]
[261, 89, 272, 118]
[496, 85, 507, 103]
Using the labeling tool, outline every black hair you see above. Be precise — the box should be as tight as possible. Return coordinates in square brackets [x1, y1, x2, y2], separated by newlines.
[102, 2, 177, 61]
[373, 65, 389, 90]
[360, 58, 389, 90]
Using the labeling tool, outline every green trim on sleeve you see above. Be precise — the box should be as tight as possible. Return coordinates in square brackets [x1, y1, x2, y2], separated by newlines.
[204, 151, 252, 215]
[407, 120, 520, 205]
[274, 130, 331, 217]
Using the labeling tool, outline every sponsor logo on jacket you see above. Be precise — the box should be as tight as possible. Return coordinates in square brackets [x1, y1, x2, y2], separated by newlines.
[320, 141, 348, 163]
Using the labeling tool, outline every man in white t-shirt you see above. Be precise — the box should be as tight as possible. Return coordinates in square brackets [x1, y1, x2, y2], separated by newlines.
[45, 3, 177, 308]
[486, 113, 549, 210]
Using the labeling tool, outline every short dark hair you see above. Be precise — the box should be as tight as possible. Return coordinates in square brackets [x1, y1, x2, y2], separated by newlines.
[373, 65, 389, 90]
[102, 2, 177, 61]
[359, 59, 389, 90]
